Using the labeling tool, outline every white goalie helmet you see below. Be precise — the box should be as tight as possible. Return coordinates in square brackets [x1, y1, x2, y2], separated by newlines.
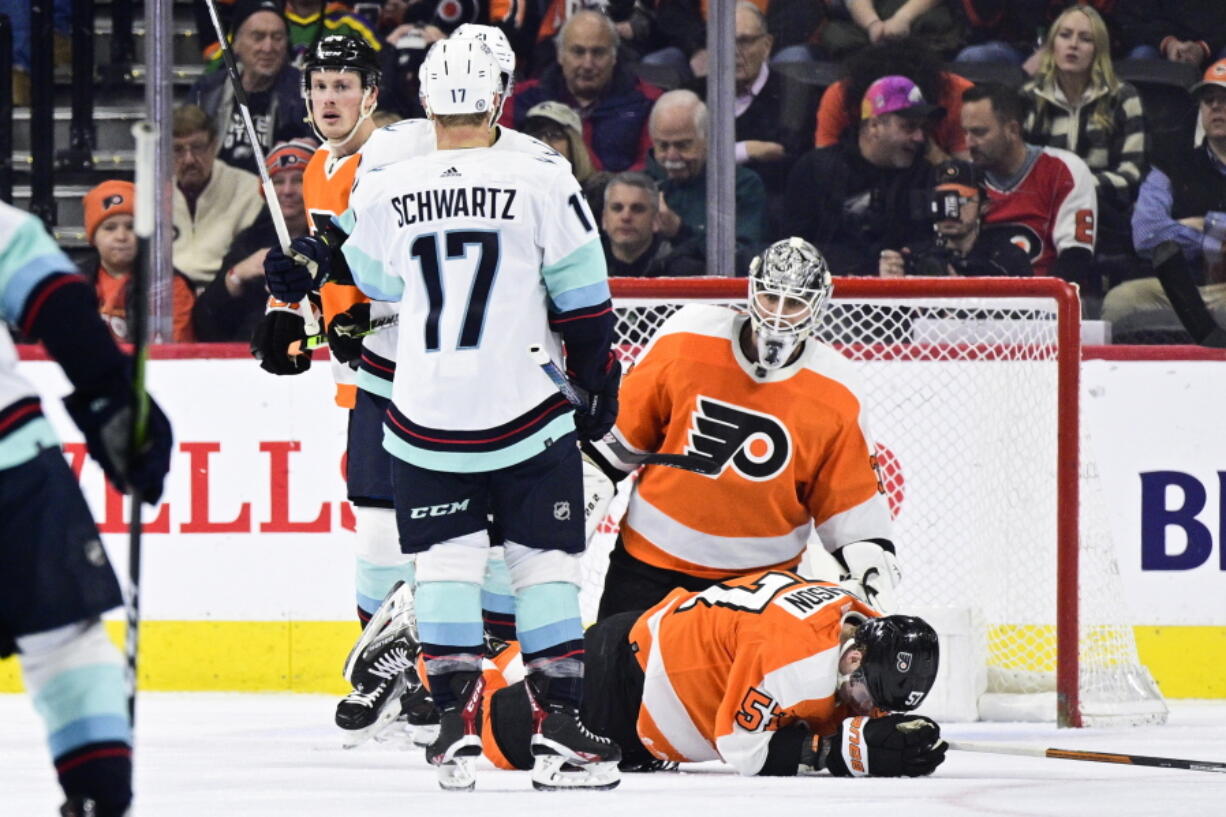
[419, 39, 503, 119]
[747, 237, 833, 371]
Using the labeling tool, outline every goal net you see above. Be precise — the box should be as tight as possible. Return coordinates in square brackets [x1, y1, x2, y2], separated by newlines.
[583, 277, 1166, 728]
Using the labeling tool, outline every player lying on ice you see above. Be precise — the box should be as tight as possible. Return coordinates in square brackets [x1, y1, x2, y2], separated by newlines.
[351, 571, 947, 782]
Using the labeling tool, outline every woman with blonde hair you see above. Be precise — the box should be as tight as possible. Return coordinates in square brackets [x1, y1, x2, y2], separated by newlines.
[1021, 4, 1147, 253]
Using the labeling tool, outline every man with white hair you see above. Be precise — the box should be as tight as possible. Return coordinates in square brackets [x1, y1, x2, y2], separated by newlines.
[501, 9, 661, 172]
[647, 88, 768, 273]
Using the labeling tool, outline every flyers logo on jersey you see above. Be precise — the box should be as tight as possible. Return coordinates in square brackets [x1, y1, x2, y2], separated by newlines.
[685, 396, 792, 481]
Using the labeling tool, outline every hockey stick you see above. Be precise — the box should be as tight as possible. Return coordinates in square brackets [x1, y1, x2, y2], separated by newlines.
[201, 0, 319, 336]
[290, 313, 400, 353]
[1152, 239, 1226, 348]
[948, 740, 1226, 774]
[527, 345, 721, 475]
[125, 121, 156, 725]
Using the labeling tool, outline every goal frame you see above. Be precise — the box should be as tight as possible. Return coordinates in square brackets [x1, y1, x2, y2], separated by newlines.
[608, 276, 1086, 726]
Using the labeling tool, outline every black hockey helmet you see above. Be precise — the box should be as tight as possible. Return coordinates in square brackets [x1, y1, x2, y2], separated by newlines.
[302, 34, 381, 90]
[855, 615, 939, 711]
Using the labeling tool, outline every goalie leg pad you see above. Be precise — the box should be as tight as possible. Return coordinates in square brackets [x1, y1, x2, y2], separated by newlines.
[582, 454, 616, 544]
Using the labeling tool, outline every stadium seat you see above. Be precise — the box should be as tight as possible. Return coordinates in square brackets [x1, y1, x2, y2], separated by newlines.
[945, 61, 1026, 89]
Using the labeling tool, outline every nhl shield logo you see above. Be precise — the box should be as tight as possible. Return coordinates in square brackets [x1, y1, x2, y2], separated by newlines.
[896, 651, 913, 673]
[553, 501, 571, 521]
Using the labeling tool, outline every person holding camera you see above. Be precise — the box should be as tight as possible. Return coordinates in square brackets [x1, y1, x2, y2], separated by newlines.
[879, 159, 1033, 277]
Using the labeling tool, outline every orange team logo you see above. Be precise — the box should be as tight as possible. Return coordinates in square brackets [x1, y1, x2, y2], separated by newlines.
[683, 396, 792, 481]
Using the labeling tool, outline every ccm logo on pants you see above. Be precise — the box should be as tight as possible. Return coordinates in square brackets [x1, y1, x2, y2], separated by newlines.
[409, 499, 471, 519]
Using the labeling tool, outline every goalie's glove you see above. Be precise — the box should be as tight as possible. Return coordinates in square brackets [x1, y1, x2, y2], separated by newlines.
[64, 373, 174, 505]
[327, 302, 371, 366]
[582, 452, 616, 544]
[834, 540, 901, 613]
[572, 351, 621, 442]
[251, 307, 312, 376]
[823, 714, 946, 778]
[265, 236, 332, 304]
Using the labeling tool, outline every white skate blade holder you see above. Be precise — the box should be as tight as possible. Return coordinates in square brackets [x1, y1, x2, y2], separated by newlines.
[437, 756, 478, 792]
[531, 756, 621, 791]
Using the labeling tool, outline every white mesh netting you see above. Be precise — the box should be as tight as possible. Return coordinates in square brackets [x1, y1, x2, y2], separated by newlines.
[581, 278, 1166, 726]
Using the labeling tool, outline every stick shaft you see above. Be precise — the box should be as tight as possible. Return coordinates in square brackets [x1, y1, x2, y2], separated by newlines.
[201, 0, 319, 335]
[949, 740, 1226, 773]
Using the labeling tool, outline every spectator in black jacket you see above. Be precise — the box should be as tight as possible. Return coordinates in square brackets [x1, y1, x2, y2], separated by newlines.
[599, 172, 687, 277]
[1117, 0, 1226, 67]
[784, 75, 939, 276]
[188, 0, 311, 175]
[193, 139, 315, 341]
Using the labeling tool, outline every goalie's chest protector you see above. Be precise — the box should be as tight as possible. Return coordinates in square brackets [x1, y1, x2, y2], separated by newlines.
[615, 305, 892, 578]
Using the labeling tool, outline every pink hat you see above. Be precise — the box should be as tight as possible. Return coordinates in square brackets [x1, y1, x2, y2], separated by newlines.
[860, 75, 945, 121]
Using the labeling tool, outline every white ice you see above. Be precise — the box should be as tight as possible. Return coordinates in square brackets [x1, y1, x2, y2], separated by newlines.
[4, 694, 1226, 816]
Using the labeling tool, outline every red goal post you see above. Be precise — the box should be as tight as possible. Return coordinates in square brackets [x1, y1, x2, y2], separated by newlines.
[599, 276, 1165, 727]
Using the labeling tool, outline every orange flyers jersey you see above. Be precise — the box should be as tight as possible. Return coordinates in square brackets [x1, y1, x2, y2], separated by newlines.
[303, 144, 367, 408]
[605, 304, 893, 578]
[629, 571, 879, 774]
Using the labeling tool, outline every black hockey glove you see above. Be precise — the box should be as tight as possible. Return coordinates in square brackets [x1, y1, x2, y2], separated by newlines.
[251, 310, 312, 376]
[64, 374, 174, 504]
[572, 352, 621, 442]
[327, 302, 371, 366]
[264, 236, 331, 303]
[823, 715, 946, 777]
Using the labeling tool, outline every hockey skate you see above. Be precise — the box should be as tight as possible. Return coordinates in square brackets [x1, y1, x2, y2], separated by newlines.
[60, 798, 128, 817]
[402, 684, 441, 747]
[529, 703, 622, 791]
[426, 673, 486, 791]
[336, 582, 422, 747]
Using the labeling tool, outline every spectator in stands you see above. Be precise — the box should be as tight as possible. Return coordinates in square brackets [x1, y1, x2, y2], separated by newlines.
[171, 105, 268, 292]
[600, 172, 681, 277]
[819, 0, 965, 61]
[1101, 60, 1226, 327]
[520, 101, 597, 186]
[190, 0, 311, 176]
[1117, 1, 1226, 67]
[1021, 4, 1146, 257]
[880, 159, 1033, 276]
[501, 10, 661, 172]
[814, 37, 972, 163]
[193, 138, 316, 342]
[647, 90, 768, 274]
[785, 76, 938, 276]
[961, 82, 1097, 280]
[80, 181, 197, 342]
[283, 0, 381, 68]
[954, 0, 1123, 67]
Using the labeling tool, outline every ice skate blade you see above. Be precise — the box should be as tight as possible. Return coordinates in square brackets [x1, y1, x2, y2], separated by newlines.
[436, 757, 477, 791]
[338, 698, 404, 749]
[530, 756, 621, 791]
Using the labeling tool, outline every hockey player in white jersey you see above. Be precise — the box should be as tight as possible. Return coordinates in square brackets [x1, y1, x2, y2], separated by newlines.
[0, 201, 173, 816]
[267, 40, 623, 791]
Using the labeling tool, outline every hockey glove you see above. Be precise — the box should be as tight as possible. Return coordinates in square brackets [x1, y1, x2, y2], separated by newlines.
[251, 308, 312, 375]
[572, 352, 621, 442]
[327, 302, 371, 365]
[834, 540, 901, 614]
[823, 715, 947, 778]
[64, 375, 174, 505]
[265, 236, 331, 304]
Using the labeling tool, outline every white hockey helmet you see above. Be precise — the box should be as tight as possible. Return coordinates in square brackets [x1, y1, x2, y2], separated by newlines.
[419, 39, 503, 120]
[452, 24, 516, 99]
[747, 237, 833, 371]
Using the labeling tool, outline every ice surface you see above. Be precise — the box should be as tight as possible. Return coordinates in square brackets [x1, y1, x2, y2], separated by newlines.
[4, 694, 1226, 816]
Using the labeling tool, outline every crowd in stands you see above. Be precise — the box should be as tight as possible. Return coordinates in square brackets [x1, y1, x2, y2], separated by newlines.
[26, 0, 1226, 343]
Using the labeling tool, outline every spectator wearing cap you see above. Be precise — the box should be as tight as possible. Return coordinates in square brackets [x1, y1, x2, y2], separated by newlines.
[500, 10, 661, 172]
[1117, 1, 1226, 68]
[784, 75, 939, 276]
[190, 0, 311, 176]
[880, 159, 1033, 277]
[172, 105, 268, 291]
[193, 138, 317, 342]
[1101, 60, 1226, 328]
[81, 181, 197, 342]
[520, 101, 597, 185]
[646, 89, 767, 274]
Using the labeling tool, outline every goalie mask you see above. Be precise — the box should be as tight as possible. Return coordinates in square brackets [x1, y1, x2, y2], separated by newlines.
[843, 615, 939, 713]
[747, 237, 832, 372]
[419, 39, 502, 122]
[301, 34, 382, 147]
[451, 24, 516, 121]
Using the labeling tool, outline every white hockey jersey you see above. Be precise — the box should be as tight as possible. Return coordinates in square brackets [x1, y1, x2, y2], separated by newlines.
[341, 136, 608, 472]
[350, 121, 555, 400]
[0, 202, 71, 468]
